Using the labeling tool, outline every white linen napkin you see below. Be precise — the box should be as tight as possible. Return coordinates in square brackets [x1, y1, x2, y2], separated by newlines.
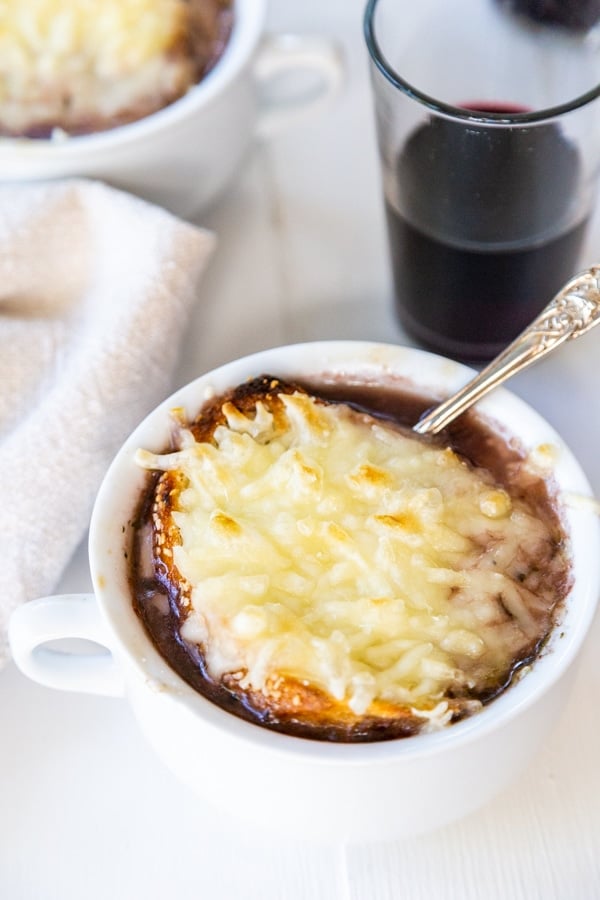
[0, 179, 216, 666]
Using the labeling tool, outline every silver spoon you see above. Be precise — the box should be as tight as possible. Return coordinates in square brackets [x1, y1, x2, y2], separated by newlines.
[413, 266, 600, 436]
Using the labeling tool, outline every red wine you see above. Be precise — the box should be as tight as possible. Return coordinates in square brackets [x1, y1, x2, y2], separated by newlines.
[385, 205, 587, 360]
[387, 104, 585, 359]
[460, 101, 530, 115]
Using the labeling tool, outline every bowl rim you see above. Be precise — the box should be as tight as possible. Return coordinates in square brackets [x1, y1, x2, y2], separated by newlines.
[89, 340, 600, 765]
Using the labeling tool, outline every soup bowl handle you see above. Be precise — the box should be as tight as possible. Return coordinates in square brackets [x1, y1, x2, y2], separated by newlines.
[254, 33, 344, 138]
[8, 594, 125, 698]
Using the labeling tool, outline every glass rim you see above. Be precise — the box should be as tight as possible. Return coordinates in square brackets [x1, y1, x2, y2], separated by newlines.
[363, 0, 600, 125]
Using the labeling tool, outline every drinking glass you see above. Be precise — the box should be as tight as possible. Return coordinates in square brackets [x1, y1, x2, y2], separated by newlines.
[364, 0, 600, 359]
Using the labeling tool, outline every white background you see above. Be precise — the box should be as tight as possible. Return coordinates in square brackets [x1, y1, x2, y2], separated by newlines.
[2, 1, 600, 897]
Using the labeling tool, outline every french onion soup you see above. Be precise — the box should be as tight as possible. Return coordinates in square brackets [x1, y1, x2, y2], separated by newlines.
[0, 0, 234, 137]
[130, 376, 571, 742]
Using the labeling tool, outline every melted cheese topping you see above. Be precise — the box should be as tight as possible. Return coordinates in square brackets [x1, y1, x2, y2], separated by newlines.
[0, 0, 193, 133]
[135, 392, 558, 722]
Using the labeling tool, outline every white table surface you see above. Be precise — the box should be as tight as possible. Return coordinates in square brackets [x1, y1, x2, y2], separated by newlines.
[2, 1, 600, 897]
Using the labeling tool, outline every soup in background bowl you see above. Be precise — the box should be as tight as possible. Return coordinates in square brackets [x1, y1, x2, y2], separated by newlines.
[9, 342, 600, 842]
[0, 0, 234, 137]
[0, 0, 342, 217]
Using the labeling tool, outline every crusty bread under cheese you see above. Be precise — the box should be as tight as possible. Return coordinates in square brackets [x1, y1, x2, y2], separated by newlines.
[134, 376, 568, 739]
[0, 0, 233, 136]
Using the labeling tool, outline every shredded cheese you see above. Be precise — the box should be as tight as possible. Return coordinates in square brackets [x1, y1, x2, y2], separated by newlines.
[0, 0, 218, 134]
[135, 390, 561, 721]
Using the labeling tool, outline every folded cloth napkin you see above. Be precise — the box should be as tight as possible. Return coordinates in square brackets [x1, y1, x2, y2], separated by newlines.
[0, 179, 216, 666]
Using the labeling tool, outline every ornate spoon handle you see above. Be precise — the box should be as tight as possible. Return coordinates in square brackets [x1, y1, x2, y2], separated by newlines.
[414, 266, 600, 436]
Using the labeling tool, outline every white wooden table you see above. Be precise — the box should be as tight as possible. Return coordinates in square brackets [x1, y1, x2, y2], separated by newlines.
[2, 1, 600, 897]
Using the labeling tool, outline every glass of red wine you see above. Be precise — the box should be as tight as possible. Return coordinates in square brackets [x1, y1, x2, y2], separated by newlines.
[364, 0, 600, 360]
